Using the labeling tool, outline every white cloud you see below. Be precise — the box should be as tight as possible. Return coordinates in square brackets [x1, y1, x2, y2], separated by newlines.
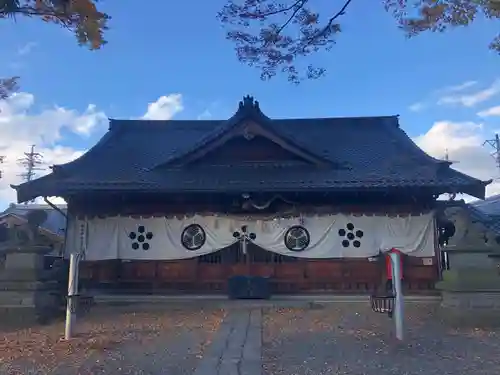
[408, 102, 425, 112]
[437, 79, 500, 107]
[440, 80, 478, 93]
[197, 109, 212, 120]
[0, 92, 186, 208]
[408, 80, 479, 112]
[413, 120, 500, 201]
[142, 94, 183, 120]
[0, 93, 107, 207]
[17, 42, 37, 56]
[477, 105, 500, 118]
[0, 93, 107, 142]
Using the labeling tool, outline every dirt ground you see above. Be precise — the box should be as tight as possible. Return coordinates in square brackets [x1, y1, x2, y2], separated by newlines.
[262, 303, 500, 375]
[1, 302, 500, 375]
[0, 307, 225, 375]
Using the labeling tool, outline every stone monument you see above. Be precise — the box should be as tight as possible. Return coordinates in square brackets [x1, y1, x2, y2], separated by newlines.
[436, 205, 500, 312]
[0, 209, 65, 324]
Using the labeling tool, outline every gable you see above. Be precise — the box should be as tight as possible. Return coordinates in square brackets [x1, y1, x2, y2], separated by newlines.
[187, 134, 311, 166]
[158, 120, 332, 168]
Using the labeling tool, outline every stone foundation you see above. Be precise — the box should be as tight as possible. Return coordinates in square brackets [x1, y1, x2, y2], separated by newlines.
[441, 290, 500, 310]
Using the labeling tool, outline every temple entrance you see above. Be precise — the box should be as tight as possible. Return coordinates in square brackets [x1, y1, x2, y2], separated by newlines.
[79, 252, 437, 294]
[80, 247, 437, 295]
[196, 242, 301, 292]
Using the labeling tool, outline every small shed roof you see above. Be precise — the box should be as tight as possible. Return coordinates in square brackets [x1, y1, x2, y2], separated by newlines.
[0, 204, 67, 237]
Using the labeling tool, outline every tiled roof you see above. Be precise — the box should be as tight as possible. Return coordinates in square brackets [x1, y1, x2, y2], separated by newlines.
[0, 204, 67, 236]
[12, 97, 489, 203]
[470, 194, 500, 216]
[467, 195, 500, 235]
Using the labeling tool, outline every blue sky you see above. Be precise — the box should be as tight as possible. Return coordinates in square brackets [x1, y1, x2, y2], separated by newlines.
[0, 0, 499, 207]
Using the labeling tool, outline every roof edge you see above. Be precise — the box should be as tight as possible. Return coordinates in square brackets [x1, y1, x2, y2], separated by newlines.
[49, 122, 118, 176]
[11, 174, 61, 203]
[463, 204, 500, 236]
[388, 124, 448, 165]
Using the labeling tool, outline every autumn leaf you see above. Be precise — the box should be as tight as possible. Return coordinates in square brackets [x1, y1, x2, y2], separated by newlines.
[0, 0, 109, 100]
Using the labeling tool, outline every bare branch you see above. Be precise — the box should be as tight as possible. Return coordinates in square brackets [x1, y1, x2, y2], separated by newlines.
[219, 0, 355, 83]
[274, 0, 308, 39]
[221, 0, 500, 83]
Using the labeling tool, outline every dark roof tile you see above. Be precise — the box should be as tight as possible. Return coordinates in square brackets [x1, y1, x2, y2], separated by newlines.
[12, 97, 489, 202]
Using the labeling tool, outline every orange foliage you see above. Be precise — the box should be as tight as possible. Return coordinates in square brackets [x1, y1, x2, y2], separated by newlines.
[0, 0, 109, 100]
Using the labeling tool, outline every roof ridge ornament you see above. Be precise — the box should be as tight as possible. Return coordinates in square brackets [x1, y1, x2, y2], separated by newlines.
[238, 95, 261, 114]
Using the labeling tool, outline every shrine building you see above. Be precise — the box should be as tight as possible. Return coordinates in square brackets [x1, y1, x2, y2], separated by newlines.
[12, 96, 490, 295]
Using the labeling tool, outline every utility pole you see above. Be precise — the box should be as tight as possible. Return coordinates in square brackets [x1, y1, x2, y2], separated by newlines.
[444, 149, 450, 163]
[17, 145, 44, 203]
[443, 149, 459, 200]
[483, 134, 500, 175]
[443, 148, 459, 164]
[0, 155, 5, 179]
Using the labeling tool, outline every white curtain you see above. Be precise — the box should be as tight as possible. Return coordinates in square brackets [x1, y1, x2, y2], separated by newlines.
[65, 213, 435, 261]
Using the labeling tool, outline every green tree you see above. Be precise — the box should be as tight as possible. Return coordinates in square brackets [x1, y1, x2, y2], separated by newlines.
[218, 0, 500, 83]
[0, 0, 109, 99]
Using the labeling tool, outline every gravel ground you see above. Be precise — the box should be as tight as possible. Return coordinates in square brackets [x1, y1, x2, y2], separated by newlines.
[0, 307, 225, 375]
[262, 303, 500, 375]
[3, 302, 500, 375]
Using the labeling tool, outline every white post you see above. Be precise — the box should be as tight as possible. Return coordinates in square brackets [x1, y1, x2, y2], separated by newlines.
[389, 251, 404, 341]
[241, 235, 247, 255]
[64, 252, 80, 340]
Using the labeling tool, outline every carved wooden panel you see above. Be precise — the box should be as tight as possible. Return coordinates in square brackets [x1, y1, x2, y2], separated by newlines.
[70, 198, 435, 218]
[189, 135, 305, 165]
[82, 257, 439, 294]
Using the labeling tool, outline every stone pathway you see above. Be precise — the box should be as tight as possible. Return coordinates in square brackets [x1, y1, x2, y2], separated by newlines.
[194, 309, 262, 375]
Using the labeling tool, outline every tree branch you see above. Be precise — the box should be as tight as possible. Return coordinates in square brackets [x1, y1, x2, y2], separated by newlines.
[274, 0, 308, 38]
[242, 0, 308, 19]
[219, 0, 355, 83]
[300, 0, 353, 49]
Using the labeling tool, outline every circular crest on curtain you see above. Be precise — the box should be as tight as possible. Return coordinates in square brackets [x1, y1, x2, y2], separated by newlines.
[181, 224, 206, 251]
[284, 225, 310, 251]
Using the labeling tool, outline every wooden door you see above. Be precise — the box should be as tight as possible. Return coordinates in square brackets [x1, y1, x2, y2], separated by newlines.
[196, 242, 245, 291]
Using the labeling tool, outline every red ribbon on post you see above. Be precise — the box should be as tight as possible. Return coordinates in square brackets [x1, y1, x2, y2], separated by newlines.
[385, 248, 403, 280]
